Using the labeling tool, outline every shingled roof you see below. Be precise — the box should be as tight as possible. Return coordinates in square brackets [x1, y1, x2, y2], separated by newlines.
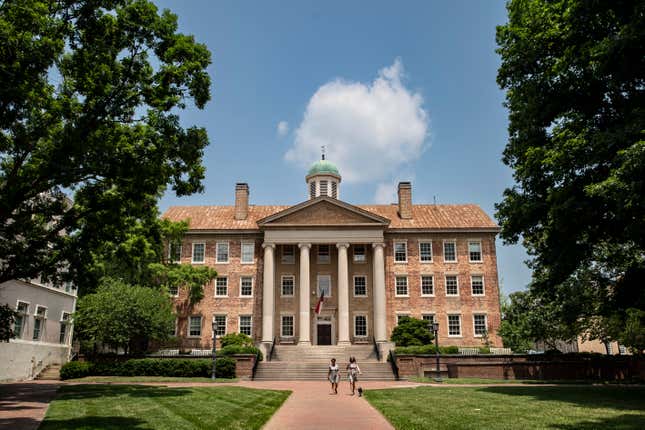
[162, 203, 499, 231]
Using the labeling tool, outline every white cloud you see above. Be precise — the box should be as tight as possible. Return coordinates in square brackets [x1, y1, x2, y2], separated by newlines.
[374, 182, 397, 204]
[285, 58, 429, 185]
[277, 121, 289, 137]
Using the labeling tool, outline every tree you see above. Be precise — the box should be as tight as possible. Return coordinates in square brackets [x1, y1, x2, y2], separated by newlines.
[75, 278, 175, 354]
[0, 0, 211, 285]
[496, 0, 645, 349]
[390, 317, 434, 347]
[0, 304, 16, 342]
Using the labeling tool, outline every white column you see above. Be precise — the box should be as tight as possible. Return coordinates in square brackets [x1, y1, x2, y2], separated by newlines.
[298, 243, 312, 345]
[372, 243, 387, 342]
[262, 243, 275, 343]
[337, 243, 350, 345]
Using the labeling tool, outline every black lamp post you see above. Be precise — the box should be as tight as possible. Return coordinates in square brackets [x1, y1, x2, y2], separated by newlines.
[211, 321, 217, 380]
[432, 321, 442, 382]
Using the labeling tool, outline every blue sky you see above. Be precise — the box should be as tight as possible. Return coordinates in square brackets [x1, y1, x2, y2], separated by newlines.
[156, 0, 532, 294]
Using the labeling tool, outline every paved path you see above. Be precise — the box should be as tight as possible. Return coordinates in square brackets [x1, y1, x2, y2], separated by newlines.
[0, 381, 60, 430]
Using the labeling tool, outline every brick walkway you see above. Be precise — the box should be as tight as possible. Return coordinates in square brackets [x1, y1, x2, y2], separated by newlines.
[0, 381, 61, 430]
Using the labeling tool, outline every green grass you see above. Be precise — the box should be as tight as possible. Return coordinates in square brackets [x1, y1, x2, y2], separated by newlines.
[408, 377, 643, 385]
[40, 384, 290, 430]
[66, 376, 237, 383]
[364, 385, 645, 429]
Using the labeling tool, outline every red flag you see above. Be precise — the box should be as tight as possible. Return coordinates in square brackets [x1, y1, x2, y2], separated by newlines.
[315, 290, 325, 315]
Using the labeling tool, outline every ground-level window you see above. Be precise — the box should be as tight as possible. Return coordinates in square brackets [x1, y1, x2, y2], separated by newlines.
[397, 314, 411, 325]
[445, 275, 459, 296]
[443, 240, 457, 262]
[240, 277, 253, 296]
[448, 315, 461, 336]
[189, 316, 202, 337]
[13, 301, 29, 339]
[215, 277, 228, 297]
[395, 276, 408, 296]
[59, 312, 71, 344]
[394, 242, 407, 262]
[281, 276, 295, 296]
[33, 305, 47, 341]
[471, 275, 484, 296]
[281, 315, 294, 337]
[468, 240, 482, 262]
[421, 275, 434, 296]
[422, 314, 435, 326]
[354, 315, 367, 337]
[473, 314, 487, 336]
[192, 243, 205, 263]
[241, 242, 255, 263]
[354, 276, 367, 297]
[213, 315, 227, 337]
[317, 275, 331, 297]
[239, 316, 252, 336]
[419, 241, 433, 262]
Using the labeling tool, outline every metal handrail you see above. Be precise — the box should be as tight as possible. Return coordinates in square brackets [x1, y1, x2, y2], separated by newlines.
[372, 336, 381, 362]
[251, 351, 260, 380]
[269, 336, 277, 362]
[388, 349, 399, 380]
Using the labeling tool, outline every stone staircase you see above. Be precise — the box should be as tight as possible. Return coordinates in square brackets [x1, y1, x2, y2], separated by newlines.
[36, 363, 61, 381]
[253, 345, 396, 381]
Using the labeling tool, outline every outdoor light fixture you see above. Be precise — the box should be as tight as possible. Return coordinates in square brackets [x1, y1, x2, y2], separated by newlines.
[211, 321, 217, 380]
[432, 322, 442, 382]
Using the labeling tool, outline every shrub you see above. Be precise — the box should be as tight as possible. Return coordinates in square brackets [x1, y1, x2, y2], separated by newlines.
[60, 361, 93, 380]
[390, 317, 434, 346]
[219, 344, 263, 361]
[219, 333, 254, 348]
[394, 345, 459, 355]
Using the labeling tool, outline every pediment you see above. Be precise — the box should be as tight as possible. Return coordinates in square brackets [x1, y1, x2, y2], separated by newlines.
[257, 197, 390, 227]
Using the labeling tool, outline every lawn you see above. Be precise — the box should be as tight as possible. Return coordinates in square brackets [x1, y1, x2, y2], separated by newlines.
[66, 376, 237, 383]
[364, 385, 645, 430]
[407, 377, 643, 385]
[40, 384, 290, 430]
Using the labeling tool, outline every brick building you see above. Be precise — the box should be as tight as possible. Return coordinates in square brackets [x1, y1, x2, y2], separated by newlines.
[163, 158, 503, 355]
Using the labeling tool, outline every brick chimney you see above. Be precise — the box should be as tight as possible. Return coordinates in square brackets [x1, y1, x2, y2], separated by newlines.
[234, 183, 249, 220]
[397, 182, 412, 219]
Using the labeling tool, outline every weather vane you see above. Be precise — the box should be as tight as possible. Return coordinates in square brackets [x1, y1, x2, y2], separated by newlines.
[321, 145, 326, 160]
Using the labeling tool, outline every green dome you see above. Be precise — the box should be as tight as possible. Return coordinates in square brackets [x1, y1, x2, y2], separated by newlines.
[307, 160, 340, 177]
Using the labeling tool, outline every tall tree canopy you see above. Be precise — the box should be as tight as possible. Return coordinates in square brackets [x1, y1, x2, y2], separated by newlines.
[496, 0, 645, 347]
[0, 0, 211, 285]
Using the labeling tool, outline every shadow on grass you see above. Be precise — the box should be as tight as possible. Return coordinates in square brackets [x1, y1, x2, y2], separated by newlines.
[39, 415, 148, 430]
[552, 413, 645, 430]
[478, 386, 645, 412]
[57, 384, 194, 400]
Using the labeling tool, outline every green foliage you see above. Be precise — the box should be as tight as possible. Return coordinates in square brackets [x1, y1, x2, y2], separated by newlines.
[60, 358, 236, 380]
[619, 309, 645, 355]
[219, 345, 263, 361]
[220, 333, 254, 348]
[495, 0, 645, 351]
[0, 304, 16, 342]
[0, 0, 212, 287]
[75, 278, 175, 354]
[390, 317, 434, 346]
[394, 345, 459, 355]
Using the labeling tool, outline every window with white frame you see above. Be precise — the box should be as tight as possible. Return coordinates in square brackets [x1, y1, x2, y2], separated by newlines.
[394, 242, 407, 262]
[443, 240, 457, 262]
[422, 314, 435, 325]
[354, 315, 367, 337]
[188, 316, 202, 337]
[473, 314, 487, 336]
[419, 241, 433, 262]
[168, 284, 179, 297]
[216, 242, 229, 263]
[317, 245, 330, 263]
[192, 243, 205, 263]
[213, 315, 227, 337]
[445, 275, 459, 296]
[59, 312, 71, 344]
[33, 305, 47, 341]
[239, 315, 252, 336]
[281, 245, 295, 264]
[281, 275, 295, 296]
[395, 276, 409, 296]
[353, 276, 367, 297]
[469, 241, 482, 262]
[448, 314, 461, 336]
[13, 301, 29, 339]
[241, 242, 255, 263]
[353, 245, 366, 263]
[421, 275, 434, 296]
[471, 275, 484, 296]
[240, 276, 253, 296]
[281, 315, 294, 337]
[320, 180, 328, 196]
[171, 319, 177, 337]
[168, 243, 182, 263]
[215, 277, 228, 297]
[317, 275, 331, 297]
[397, 314, 411, 325]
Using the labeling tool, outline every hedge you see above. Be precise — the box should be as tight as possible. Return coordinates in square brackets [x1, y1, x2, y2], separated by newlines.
[394, 345, 460, 355]
[60, 358, 236, 380]
[219, 344, 263, 361]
